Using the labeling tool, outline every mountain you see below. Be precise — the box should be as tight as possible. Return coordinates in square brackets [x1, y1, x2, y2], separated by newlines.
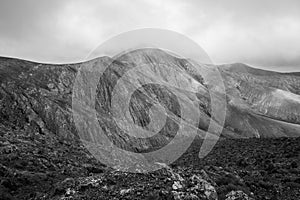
[1, 49, 300, 147]
[218, 63, 300, 137]
[1, 49, 300, 199]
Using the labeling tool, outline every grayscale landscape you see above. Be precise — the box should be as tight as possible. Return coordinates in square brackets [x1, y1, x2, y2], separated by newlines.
[0, 0, 299, 200]
[0, 48, 300, 199]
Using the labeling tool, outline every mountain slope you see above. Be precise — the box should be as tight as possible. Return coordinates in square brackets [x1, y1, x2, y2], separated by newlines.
[218, 63, 300, 137]
[1, 50, 300, 199]
[0, 50, 300, 152]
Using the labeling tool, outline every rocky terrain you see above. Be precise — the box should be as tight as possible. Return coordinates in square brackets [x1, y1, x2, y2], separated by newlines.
[1, 133, 299, 199]
[0, 48, 300, 199]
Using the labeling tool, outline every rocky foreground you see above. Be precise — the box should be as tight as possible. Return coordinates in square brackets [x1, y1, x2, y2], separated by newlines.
[1, 129, 299, 200]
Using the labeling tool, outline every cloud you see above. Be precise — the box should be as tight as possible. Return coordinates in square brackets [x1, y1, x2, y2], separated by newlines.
[0, 0, 299, 71]
[174, 0, 300, 70]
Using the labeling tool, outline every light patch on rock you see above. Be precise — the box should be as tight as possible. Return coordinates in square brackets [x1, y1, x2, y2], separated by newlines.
[172, 181, 183, 190]
[274, 89, 300, 103]
[120, 188, 133, 195]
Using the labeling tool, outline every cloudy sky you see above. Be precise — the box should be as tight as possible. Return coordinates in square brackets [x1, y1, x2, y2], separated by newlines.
[0, 0, 299, 72]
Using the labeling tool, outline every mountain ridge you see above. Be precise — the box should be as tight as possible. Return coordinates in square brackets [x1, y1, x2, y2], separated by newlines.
[1, 55, 299, 75]
[0, 49, 300, 151]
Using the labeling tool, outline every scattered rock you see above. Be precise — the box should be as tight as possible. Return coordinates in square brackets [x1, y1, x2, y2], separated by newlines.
[120, 188, 133, 195]
[54, 178, 75, 195]
[225, 190, 254, 200]
[173, 181, 183, 190]
[172, 191, 186, 200]
[187, 174, 218, 200]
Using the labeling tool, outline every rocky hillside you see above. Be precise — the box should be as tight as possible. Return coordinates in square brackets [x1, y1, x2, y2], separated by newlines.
[1, 49, 300, 199]
[0, 49, 300, 146]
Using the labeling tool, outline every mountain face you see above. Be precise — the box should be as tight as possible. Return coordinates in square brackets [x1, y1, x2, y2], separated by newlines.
[1, 49, 300, 200]
[0, 49, 300, 154]
[219, 63, 300, 138]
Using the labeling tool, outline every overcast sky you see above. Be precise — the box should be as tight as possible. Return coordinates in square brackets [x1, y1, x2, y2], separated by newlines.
[0, 0, 299, 72]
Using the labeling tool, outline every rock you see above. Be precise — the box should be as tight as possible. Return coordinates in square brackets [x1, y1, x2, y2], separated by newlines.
[54, 178, 75, 195]
[172, 191, 186, 200]
[184, 193, 200, 200]
[83, 163, 105, 174]
[120, 188, 133, 195]
[169, 168, 217, 200]
[173, 181, 183, 190]
[156, 162, 184, 182]
[77, 175, 104, 190]
[65, 188, 76, 196]
[188, 174, 218, 200]
[225, 190, 254, 200]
